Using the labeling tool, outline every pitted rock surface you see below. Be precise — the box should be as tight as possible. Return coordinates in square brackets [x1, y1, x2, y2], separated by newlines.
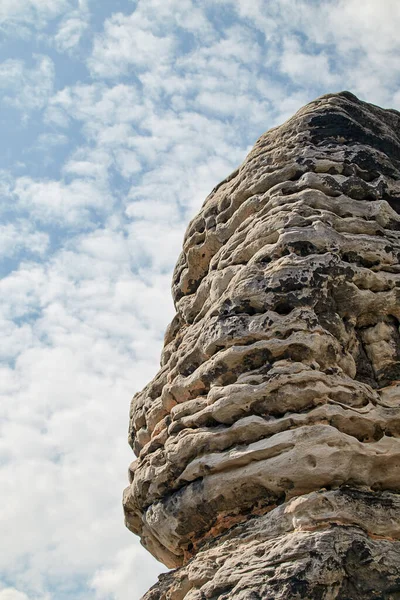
[142, 489, 400, 600]
[123, 91, 400, 596]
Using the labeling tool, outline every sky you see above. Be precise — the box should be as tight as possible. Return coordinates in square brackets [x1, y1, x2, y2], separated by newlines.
[1, 1, 400, 599]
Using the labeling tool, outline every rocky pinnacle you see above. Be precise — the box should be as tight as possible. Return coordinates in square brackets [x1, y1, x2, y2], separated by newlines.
[123, 92, 400, 599]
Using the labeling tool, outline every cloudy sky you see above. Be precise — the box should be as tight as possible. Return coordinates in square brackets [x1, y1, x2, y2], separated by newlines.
[1, 1, 400, 599]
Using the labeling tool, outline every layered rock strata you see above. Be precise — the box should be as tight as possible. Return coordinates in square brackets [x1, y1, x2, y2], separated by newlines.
[123, 91, 400, 598]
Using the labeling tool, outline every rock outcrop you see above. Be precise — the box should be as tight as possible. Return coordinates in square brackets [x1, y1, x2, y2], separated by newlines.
[123, 91, 400, 598]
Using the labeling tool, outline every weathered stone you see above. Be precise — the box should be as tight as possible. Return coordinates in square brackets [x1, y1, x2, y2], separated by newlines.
[123, 91, 400, 597]
[142, 489, 400, 600]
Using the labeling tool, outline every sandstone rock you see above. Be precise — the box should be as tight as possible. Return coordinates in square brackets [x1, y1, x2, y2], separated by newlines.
[123, 91, 400, 597]
[143, 489, 400, 600]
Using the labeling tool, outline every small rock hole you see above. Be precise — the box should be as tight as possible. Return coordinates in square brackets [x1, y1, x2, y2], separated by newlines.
[274, 302, 293, 315]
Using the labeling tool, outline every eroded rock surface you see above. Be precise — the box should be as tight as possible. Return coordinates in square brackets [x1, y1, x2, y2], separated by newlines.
[123, 91, 400, 597]
[143, 489, 400, 600]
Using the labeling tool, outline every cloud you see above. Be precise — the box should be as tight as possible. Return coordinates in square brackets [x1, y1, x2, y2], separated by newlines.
[54, 12, 88, 53]
[0, 169, 14, 199]
[88, 11, 176, 79]
[220, 0, 400, 107]
[0, 221, 49, 259]
[0, 56, 54, 115]
[0, 235, 173, 596]
[36, 132, 69, 149]
[0, 0, 69, 38]
[46, 83, 144, 133]
[279, 37, 339, 88]
[12, 176, 112, 226]
[0, 589, 30, 600]
[0, 0, 87, 40]
[87, 0, 216, 79]
[91, 546, 167, 600]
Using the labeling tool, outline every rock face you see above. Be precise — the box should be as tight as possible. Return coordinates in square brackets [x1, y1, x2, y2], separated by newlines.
[123, 92, 400, 598]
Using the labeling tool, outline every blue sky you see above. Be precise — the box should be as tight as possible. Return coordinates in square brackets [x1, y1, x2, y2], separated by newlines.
[1, 1, 400, 599]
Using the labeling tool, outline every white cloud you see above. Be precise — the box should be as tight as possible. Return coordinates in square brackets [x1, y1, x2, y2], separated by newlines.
[63, 148, 112, 178]
[0, 317, 34, 361]
[0, 0, 70, 35]
[0, 589, 30, 600]
[0, 56, 54, 115]
[87, 0, 218, 79]
[47, 83, 144, 134]
[54, 12, 88, 53]
[0, 234, 174, 596]
[0, 0, 90, 47]
[136, 0, 214, 39]
[220, 0, 400, 107]
[91, 546, 167, 600]
[13, 177, 112, 226]
[279, 37, 339, 88]
[113, 149, 142, 178]
[88, 11, 176, 78]
[0, 169, 14, 200]
[0, 221, 49, 258]
[36, 132, 69, 148]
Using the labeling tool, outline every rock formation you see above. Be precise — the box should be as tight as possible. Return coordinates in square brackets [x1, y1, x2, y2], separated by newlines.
[123, 91, 400, 599]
